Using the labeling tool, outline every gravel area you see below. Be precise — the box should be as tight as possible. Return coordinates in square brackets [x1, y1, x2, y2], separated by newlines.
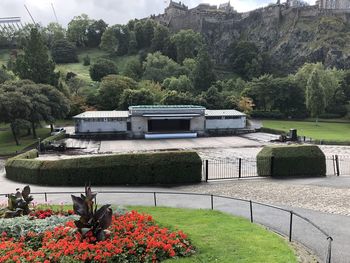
[176, 179, 350, 216]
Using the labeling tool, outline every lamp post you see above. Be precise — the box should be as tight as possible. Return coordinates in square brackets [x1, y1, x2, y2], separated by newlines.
[38, 137, 41, 153]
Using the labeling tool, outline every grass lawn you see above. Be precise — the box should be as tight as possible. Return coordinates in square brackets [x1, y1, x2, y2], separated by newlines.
[56, 48, 138, 83]
[134, 207, 297, 263]
[263, 120, 350, 142]
[0, 127, 50, 156]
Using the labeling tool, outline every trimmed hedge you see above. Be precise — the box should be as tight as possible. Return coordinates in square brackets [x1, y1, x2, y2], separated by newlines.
[41, 132, 65, 147]
[257, 145, 326, 177]
[5, 151, 202, 186]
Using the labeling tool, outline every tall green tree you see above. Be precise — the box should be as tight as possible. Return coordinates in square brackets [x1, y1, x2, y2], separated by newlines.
[151, 24, 170, 53]
[171, 30, 204, 63]
[0, 89, 31, 145]
[192, 48, 216, 92]
[67, 14, 91, 47]
[45, 22, 66, 47]
[14, 28, 59, 86]
[87, 19, 108, 48]
[306, 69, 326, 122]
[100, 27, 119, 54]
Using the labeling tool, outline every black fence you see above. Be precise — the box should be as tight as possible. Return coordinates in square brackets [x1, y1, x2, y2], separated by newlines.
[203, 155, 350, 181]
[0, 191, 333, 263]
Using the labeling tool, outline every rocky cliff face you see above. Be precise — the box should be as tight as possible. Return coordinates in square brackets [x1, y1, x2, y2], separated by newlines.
[161, 5, 350, 73]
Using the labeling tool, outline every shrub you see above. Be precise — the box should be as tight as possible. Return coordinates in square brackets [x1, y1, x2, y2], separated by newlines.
[251, 111, 285, 119]
[256, 145, 326, 177]
[0, 214, 77, 238]
[51, 39, 78, 64]
[5, 151, 202, 186]
[83, 55, 90, 66]
[89, 58, 117, 81]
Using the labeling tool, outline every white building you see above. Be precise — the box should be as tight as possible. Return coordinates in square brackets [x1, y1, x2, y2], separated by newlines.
[73, 105, 247, 139]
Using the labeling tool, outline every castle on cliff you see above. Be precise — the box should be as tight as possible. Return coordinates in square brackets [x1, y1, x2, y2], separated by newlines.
[317, 0, 350, 9]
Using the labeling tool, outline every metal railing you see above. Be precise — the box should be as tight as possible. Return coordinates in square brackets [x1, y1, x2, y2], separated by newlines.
[203, 155, 350, 181]
[0, 190, 333, 263]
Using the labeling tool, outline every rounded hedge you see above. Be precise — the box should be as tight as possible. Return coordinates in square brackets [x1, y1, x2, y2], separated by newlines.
[257, 145, 326, 177]
[5, 150, 202, 186]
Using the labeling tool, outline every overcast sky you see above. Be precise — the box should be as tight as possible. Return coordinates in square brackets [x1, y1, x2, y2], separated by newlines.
[0, 0, 315, 27]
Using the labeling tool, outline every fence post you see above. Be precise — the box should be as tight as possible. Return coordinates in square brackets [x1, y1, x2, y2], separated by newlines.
[270, 156, 275, 177]
[44, 193, 47, 203]
[205, 160, 209, 182]
[327, 237, 333, 263]
[335, 155, 340, 176]
[289, 212, 293, 242]
[153, 192, 157, 207]
[249, 200, 253, 223]
[211, 194, 214, 210]
[238, 158, 242, 178]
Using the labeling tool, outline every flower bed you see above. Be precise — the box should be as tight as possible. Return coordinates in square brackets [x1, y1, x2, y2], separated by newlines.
[0, 210, 195, 262]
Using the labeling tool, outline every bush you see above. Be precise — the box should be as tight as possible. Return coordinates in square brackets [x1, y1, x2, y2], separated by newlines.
[51, 39, 78, 64]
[5, 151, 202, 186]
[89, 59, 117, 81]
[83, 55, 90, 66]
[256, 145, 326, 177]
[251, 111, 285, 119]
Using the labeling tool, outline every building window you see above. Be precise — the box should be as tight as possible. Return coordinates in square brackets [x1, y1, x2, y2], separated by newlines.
[127, 122, 131, 131]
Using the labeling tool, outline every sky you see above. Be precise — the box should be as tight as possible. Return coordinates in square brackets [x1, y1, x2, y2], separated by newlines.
[0, 0, 315, 27]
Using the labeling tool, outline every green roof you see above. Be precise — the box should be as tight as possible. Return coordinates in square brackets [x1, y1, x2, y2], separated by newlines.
[129, 105, 206, 109]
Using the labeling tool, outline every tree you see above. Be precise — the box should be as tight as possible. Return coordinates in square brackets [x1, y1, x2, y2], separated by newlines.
[238, 97, 255, 115]
[162, 75, 194, 93]
[89, 59, 117, 81]
[192, 48, 216, 92]
[51, 39, 78, 64]
[0, 88, 31, 145]
[161, 90, 200, 105]
[100, 27, 119, 54]
[227, 41, 264, 80]
[98, 75, 137, 110]
[170, 30, 203, 63]
[123, 58, 143, 80]
[45, 22, 66, 47]
[142, 52, 183, 83]
[87, 19, 108, 48]
[201, 87, 225, 109]
[306, 69, 326, 122]
[67, 14, 91, 47]
[128, 31, 138, 54]
[67, 77, 86, 95]
[151, 24, 170, 53]
[119, 88, 155, 109]
[14, 28, 59, 86]
[241, 74, 275, 111]
[134, 20, 156, 49]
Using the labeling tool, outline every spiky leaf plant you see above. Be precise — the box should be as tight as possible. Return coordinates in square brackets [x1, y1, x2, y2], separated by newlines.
[71, 185, 112, 242]
[0, 186, 34, 218]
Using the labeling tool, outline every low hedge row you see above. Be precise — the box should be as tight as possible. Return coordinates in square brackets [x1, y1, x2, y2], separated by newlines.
[257, 145, 326, 177]
[5, 150, 202, 185]
[40, 132, 65, 147]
